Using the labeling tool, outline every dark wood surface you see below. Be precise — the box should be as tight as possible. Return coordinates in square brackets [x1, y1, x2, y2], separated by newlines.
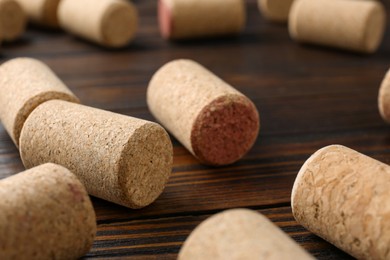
[1, 0, 389, 259]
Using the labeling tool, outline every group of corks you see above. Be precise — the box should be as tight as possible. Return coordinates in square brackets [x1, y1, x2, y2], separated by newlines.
[1, 0, 390, 259]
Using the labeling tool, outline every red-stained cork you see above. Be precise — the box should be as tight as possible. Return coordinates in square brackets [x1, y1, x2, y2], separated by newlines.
[147, 59, 260, 166]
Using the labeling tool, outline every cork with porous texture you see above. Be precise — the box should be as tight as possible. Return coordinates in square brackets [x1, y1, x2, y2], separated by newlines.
[58, 0, 138, 48]
[258, 0, 294, 23]
[0, 57, 79, 147]
[289, 0, 386, 53]
[15, 0, 60, 27]
[378, 68, 390, 123]
[0, 163, 96, 260]
[20, 100, 173, 209]
[158, 0, 245, 40]
[292, 145, 390, 260]
[178, 209, 314, 260]
[0, 0, 26, 41]
[147, 59, 260, 166]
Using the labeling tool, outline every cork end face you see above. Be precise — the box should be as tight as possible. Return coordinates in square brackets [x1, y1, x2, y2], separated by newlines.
[118, 123, 173, 208]
[363, 2, 386, 53]
[158, 0, 173, 39]
[100, 1, 138, 48]
[191, 94, 260, 166]
[288, 0, 303, 40]
[42, 0, 61, 27]
[259, 0, 294, 23]
[378, 69, 390, 123]
[0, 0, 26, 41]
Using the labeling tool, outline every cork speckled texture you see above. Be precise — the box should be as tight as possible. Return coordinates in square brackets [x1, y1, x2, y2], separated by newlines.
[58, 0, 138, 48]
[147, 59, 259, 166]
[289, 0, 386, 53]
[0, 163, 96, 260]
[20, 100, 173, 209]
[378, 68, 390, 123]
[178, 209, 314, 260]
[0, 57, 79, 147]
[258, 0, 294, 23]
[0, 0, 26, 41]
[158, 0, 245, 40]
[292, 145, 390, 259]
[15, 0, 60, 27]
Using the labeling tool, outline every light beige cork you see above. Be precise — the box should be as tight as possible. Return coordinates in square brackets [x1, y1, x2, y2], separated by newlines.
[292, 145, 390, 259]
[0, 57, 79, 147]
[14, 0, 60, 27]
[378, 68, 390, 123]
[58, 0, 138, 48]
[258, 0, 294, 23]
[178, 209, 314, 260]
[147, 59, 260, 166]
[20, 100, 173, 209]
[289, 0, 386, 53]
[0, 163, 96, 260]
[158, 0, 246, 40]
[0, 0, 26, 41]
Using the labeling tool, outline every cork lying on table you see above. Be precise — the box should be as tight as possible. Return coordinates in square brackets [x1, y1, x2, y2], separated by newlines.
[0, 0, 26, 41]
[0, 163, 96, 260]
[58, 0, 138, 48]
[178, 209, 314, 260]
[378, 68, 390, 123]
[20, 100, 173, 209]
[0, 57, 79, 147]
[158, 0, 246, 40]
[258, 0, 294, 23]
[147, 59, 260, 166]
[292, 145, 390, 259]
[15, 0, 60, 27]
[289, 0, 386, 54]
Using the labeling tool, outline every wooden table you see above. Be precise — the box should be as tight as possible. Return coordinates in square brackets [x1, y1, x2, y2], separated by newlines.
[1, 0, 389, 259]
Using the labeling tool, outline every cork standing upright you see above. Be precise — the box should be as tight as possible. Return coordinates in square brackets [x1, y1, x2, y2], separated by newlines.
[15, 0, 60, 27]
[292, 145, 390, 259]
[0, 0, 26, 41]
[258, 0, 294, 23]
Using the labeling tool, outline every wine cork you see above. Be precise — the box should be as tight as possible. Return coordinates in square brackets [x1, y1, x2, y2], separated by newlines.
[289, 0, 386, 53]
[147, 59, 260, 166]
[0, 0, 26, 41]
[0, 163, 96, 260]
[158, 0, 246, 40]
[258, 0, 294, 23]
[19, 100, 173, 209]
[378, 68, 390, 123]
[0, 57, 79, 147]
[58, 0, 138, 48]
[292, 145, 390, 259]
[14, 0, 60, 27]
[178, 209, 314, 260]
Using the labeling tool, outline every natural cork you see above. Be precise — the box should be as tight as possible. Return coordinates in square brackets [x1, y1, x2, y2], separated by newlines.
[58, 0, 138, 48]
[0, 57, 79, 147]
[15, 0, 60, 27]
[378, 68, 390, 123]
[0, 163, 96, 260]
[20, 100, 173, 209]
[0, 0, 26, 41]
[289, 0, 386, 54]
[292, 145, 390, 259]
[258, 0, 294, 23]
[178, 209, 314, 260]
[147, 59, 259, 166]
[158, 0, 246, 40]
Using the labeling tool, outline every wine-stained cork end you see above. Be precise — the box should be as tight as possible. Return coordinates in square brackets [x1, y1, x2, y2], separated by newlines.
[363, 2, 386, 53]
[191, 94, 260, 166]
[378, 69, 390, 123]
[158, 0, 173, 39]
[0, 0, 26, 41]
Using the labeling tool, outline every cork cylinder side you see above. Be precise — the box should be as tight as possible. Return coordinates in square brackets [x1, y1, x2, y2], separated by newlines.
[378, 68, 390, 123]
[158, 0, 246, 40]
[0, 0, 26, 41]
[15, 0, 60, 27]
[147, 59, 260, 166]
[0, 58, 79, 147]
[58, 0, 138, 48]
[288, 0, 386, 53]
[0, 163, 96, 260]
[19, 100, 173, 209]
[258, 0, 294, 23]
[178, 209, 314, 260]
[292, 145, 390, 259]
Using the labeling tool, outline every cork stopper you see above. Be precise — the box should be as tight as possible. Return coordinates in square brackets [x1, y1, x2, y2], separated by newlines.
[178, 209, 314, 260]
[378, 68, 390, 123]
[0, 57, 80, 147]
[19, 100, 173, 209]
[58, 0, 138, 48]
[147, 59, 259, 166]
[292, 145, 390, 259]
[289, 0, 386, 53]
[258, 0, 294, 23]
[15, 0, 60, 27]
[0, 0, 26, 41]
[158, 0, 246, 40]
[0, 163, 96, 259]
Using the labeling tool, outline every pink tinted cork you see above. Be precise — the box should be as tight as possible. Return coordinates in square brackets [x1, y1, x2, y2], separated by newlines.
[0, 163, 96, 259]
[158, 0, 246, 40]
[0, 0, 26, 41]
[19, 100, 173, 209]
[292, 145, 390, 259]
[15, 0, 61, 27]
[0, 57, 79, 147]
[378, 68, 390, 123]
[289, 0, 386, 53]
[178, 209, 314, 260]
[58, 0, 138, 48]
[147, 59, 260, 166]
[258, 0, 294, 23]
